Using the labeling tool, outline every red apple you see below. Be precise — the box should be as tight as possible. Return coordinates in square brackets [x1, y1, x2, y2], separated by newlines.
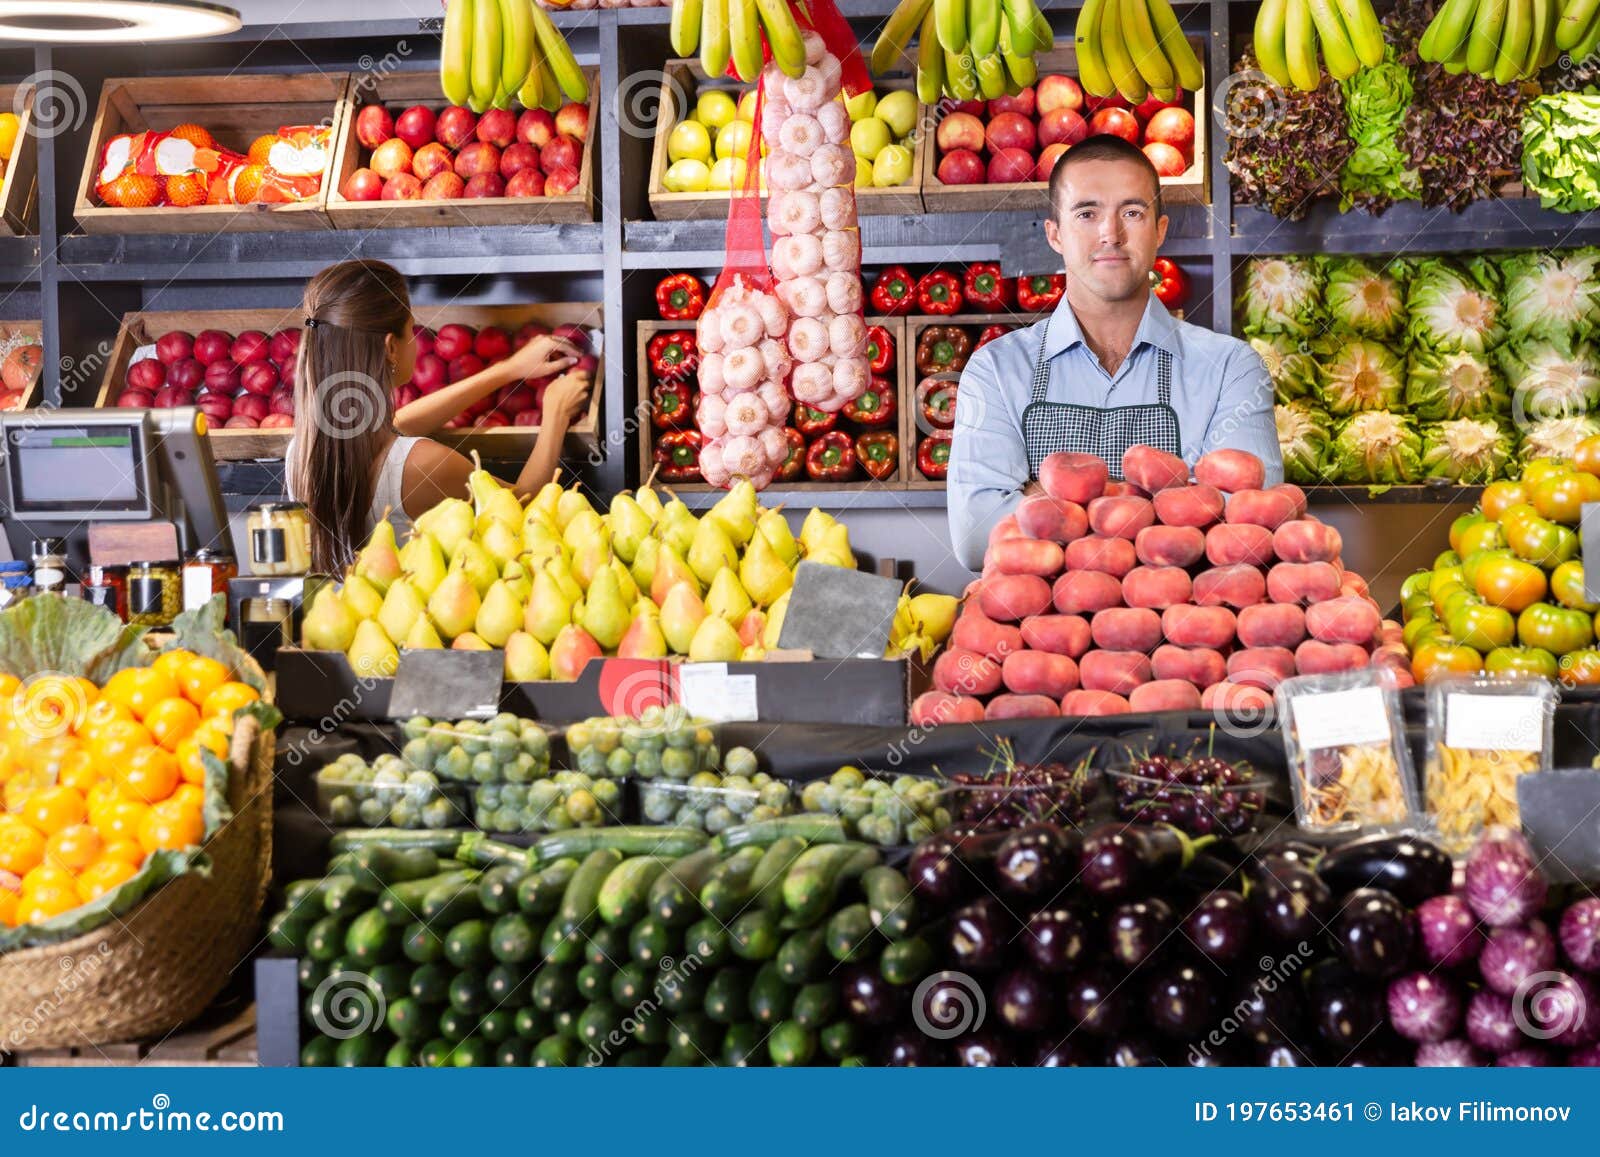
[1089, 107, 1141, 144]
[1084, 91, 1131, 114]
[539, 135, 580, 174]
[1037, 74, 1085, 116]
[167, 358, 204, 391]
[454, 141, 501, 179]
[474, 326, 512, 363]
[231, 330, 270, 365]
[126, 358, 165, 393]
[117, 389, 154, 408]
[476, 108, 517, 148]
[371, 138, 414, 181]
[435, 105, 478, 150]
[465, 173, 506, 198]
[155, 331, 193, 365]
[1143, 141, 1188, 177]
[505, 168, 545, 198]
[193, 330, 231, 366]
[355, 104, 394, 150]
[260, 413, 295, 429]
[341, 167, 383, 202]
[269, 390, 295, 416]
[987, 147, 1036, 184]
[989, 87, 1036, 119]
[542, 167, 578, 196]
[517, 108, 556, 149]
[1035, 142, 1070, 182]
[514, 409, 542, 427]
[394, 105, 437, 150]
[951, 99, 986, 117]
[196, 391, 233, 423]
[240, 361, 279, 395]
[395, 383, 421, 408]
[270, 329, 299, 366]
[279, 359, 297, 390]
[204, 361, 240, 393]
[552, 324, 588, 349]
[153, 386, 193, 409]
[1039, 108, 1090, 149]
[422, 172, 465, 200]
[575, 353, 598, 375]
[1145, 107, 1196, 156]
[233, 394, 269, 422]
[935, 111, 986, 154]
[223, 415, 260, 429]
[411, 352, 447, 392]
[986, 111, 1037, 155]
[448, 354, 485, 383]
[413, 326, 435, 357]
[412, 141, 453, 181]
[500, 141, 540, 179]
[382, 173, 424, 200]
[1135, 90, 1185, 122]
[434, 324, 475, 360]
[477, 411, 509, 429]
[499, 385, 534, 416]
[514, 322, 551, 349]
[556, 102, 589, 142]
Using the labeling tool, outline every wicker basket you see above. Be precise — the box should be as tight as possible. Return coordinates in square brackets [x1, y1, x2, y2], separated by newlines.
[0, 714, 274, 1050]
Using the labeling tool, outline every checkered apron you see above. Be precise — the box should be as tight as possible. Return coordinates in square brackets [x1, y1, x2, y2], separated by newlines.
[1021, 321, 1182, 480]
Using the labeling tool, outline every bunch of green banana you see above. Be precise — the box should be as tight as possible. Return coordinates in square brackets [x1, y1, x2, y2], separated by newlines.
[869, 0, 1053, 103]
[1252, 0, 1383, 91]
[1421, 0, 1566, 81]
[1075, 0, 1206, 104]
[669, 0, 808, 80]
[441, 0, 590, 112]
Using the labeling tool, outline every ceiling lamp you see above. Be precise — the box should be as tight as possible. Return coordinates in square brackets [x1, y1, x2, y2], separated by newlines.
[0, 0, 242, 43]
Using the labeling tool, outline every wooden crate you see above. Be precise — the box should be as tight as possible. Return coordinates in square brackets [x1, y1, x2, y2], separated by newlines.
[635, 316, 909, 490]
[73, 73, 348, 234]
[646, 59, 925, 221]
[0, 85, 38, 236]
[327, 70, 598, 229]
[9, 1000, 257, 1067]
[920, 44, 1209, 214]
[0, 320, 45, 411]
[95, 304, 604, 462]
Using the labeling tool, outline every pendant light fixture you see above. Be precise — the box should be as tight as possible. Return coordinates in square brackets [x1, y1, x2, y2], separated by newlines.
[0, 0, 242, 43]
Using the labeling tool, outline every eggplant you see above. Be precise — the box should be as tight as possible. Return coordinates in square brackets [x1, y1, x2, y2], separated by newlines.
[907, 827, 1005, 906]
[1078, 824, 1199, 900]
[1064, 966, 1126, 1036]
[1104, 1035, 1163, 1066]
[1386, 971, 1463, 1044]
[1033, 1038, 1094, 1066]
[993, 822, 1076, 900]
[1231, 976, 1303, 1046]
[878, 1029, 947, 1066]
[946, 897, 1012, 972]
[1415, 894, 1484, 969]
[1496, 1046, 1555, 1067]
[1183, 890, 1251, 964]
[1023, 907, 1088, 974]
[1258, 1042, 1316, 1066]
[953, 1030, 1012, 1067]
[840, 962, 904, 1026]
[1250, 862, 1331, 942]
[1317, 834, 1453, 906]
[1465, 988, 1521, 1055]
[1479, 920, 1556, 996]
[1309, 961, 1384, 1048]
[1145, 961, 1219, 1040]
[1464, 830, 1547, 928]
[995, 968, 1055, 1034]
[1108, 898, 1175, 968]
[918, 972, 988, 1038]
[1414, 1039, 1482, 1067]
[1333, 888, 1415, 978]
[1184, 1043, 1245, 1067]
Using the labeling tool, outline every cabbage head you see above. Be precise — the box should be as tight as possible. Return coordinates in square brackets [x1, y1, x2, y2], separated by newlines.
[1404, 347, 1506, 420]
[1317, 338, 1406, 416]
[1405, 257, 1502, 354]
[1250, 334, 1319, 401]
[1330, 411, 1422, 484]
[1322, 257, 1407, 340]
[1238, 257, 1322, 336]
[1276, 400, 1333, 485]
[1419, 417, 1515, 484]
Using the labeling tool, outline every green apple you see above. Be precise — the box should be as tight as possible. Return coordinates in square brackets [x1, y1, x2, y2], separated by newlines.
[737, 90, 758, 123]
[667, 120, 713, 164]
[849, 117, 892, 162]
[872, 143, 913, 188]
[854, 159, 873, 188]
[707, 156, 748, 191]
[845, 89, 877, 123]
[715, 119, 753, 161]
[664, 158, 711, 192]
[696, 89, 738, 132]
[875, 91, 918, 139]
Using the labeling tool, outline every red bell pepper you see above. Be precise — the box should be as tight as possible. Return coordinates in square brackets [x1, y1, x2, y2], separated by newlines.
[843, 377, 896, 427]
[1152, 257, 1190, 310]
[869, 266, 916, 315]
[806, 430, 857, 481]
[917, 376, 958, 429]
[777, 428, 806, 482]
[916, 270, 963, 315]
[794, 405, 836, 436]
[654, 429, 703, 481]
[856, 432, 899, 480]
[918, 432, 952, 480]
[655, 273, 706, 320]
[651, 381, 693, 429]
[1017, 274, 1065, 313]
[865, 324, 894, 373]
[647, 330, 698, 380]
[916, 325, 973, 374]
[975, 323, 1012, 349]
[963, 262, 1013, 313]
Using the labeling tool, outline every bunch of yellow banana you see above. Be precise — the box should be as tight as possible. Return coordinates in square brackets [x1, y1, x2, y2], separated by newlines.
[1074, 0, 1206, 104]
[1420, 0, 1566, 81]
[869, 0, 1053, 103]
[668, 0, 808, 80]
[1252, 0, 1383, 91]
[441, 0, 590, 112]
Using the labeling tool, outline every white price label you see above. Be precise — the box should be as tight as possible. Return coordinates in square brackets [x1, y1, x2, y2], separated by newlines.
[677, 663, 759, 723]
[181, 565, 213, 612]
[1445, 693, 1546, 753]
[1291, 686, 1392, 750]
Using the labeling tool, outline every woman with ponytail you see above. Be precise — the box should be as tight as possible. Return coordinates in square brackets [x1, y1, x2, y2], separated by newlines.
[285, 259, 590, 574]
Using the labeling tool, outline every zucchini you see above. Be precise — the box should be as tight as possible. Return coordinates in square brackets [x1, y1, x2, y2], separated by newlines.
[721, 1022, 768, 1067]
[648, 847, 720, 926]
[577, 1000, 623, 1047]
[534, 826, 707, 863]
[540, 918, 583, 966]
[666, 1011, 718, 1055]
[597, 856, 669, 926]
[791, 981, 839, 1029]
[656, 967, 706, 1015]
[614, 1047, 660, 1066]
[514, 1006, 551, 1039]
[685, 918, 730, 968]
[266, 910, 313, 953]
[532, 966, 580, 1012]
[486, 964, 531, 1008]
[576, 960, 616, 1002]
[558, 849, 625, 930]
[729, 909, 782, 961]
[768, 1020, 817, 1066]
[516, 858, 579, 916]
[478, 1009, 516, 1044]
[748, 836, 807, 913]
[451, 1037, 492, 1067]
[348, 844, 440, 889]
[282, 876, 348, 920]
[300, 1036, 338, 1067]
[880, 936, 935, 986]
[631, 1007, 669, 1046]
[820, 1020, 859, 1060]
[610, 963, 652, 1006]
[660, 1045, 703, 1066]
[408, 962, 452, 1003]
[305, 915, 350, 962]
[699, 845, 764, 921]
[782, 843, 880, 926]
[478, 865, 525, 915]
[862, 866, 916, 940]
[323, 875, 378, 917]
[496, 1038, 533, 1067]
[825, 903, 876, 963]
[418, 1038, 453, 1067]
[444, 920, 492, 970]
[552, 1008, 581, 1040]
[386, 997, 437, 1043]
[420, 874, 485, 925]
[714, 814, 847, 853]
[345, 908, 402, 965]
[402, 921, 445, 964]
[532, 1035, 576, 1066]
[326, 852, 360, 877]
[776, 926, 830, 984]
[297, 957, 328, 990]
[585, 925, 629, 968]
[385, 1040, 417, 1067]
[378, 870, 477, 925]
[489, 913, 541, 964]
[330, 828, 463, 855]
[702, 966, 751, 1024]
[457, 835, 531, 870]
[368, 961, 410, 1003]
[628, 916, 674, 967]
[747, 960, 794, 1025]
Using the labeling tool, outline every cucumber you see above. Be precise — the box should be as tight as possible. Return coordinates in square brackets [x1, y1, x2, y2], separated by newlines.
[330, 828, 463, 855]
[776, 926, 829, 984]
[702, 967, 751, 1024]
[443, 919, 492, 969]
[305, 915, 350, 962]
[300, 1036, 338, 1067]
[490, 913, 540, 964]
[349, 844, 440, 889]
[586, 924, 629, 968]
[532, 1035, 577, 1066]
[791, 981, 838, 1029]
[478, 864, 525, 915]
[408, 962, 452, 1003]
[385, 1040, 417, 1067]
[576, 960, 616, 1002]
[402, 921, 445, 964]
[297, 957, 328, 990]
[534, 826, 707, 863]
[322, 875, 377, 917]
[368, 962, 411, 1003]
[552, 1008, 581, 1040]
[420, 874, 485, 925]
[345, 908, 401, 965]
[628, 916, 674, 966]
[266, 910, 312, 953]
[386, 996, 438, 1043]
[577, 1000, 622, 1047]
[516, 857, 579, 916]
[597, 856, 668, 926]
[825, 903, 876, 963]
[881, 936, 935, 986]
[700, 846, 764, 921]
[657, 967, 706, 1014]
[283, 875, 356, 918]
[540, 918, 583, 966]
[486, 964, 531, 1008]
[559, 849, 625, 930]
[457, 836, 531, 870]
[610, 963, 652, 1006]
[335, 1031, 388, 1067]
[666, 1011, 718, 1055]
[862, 866, 916, 940]
[768, 1020, 817, 1066]
[448, 970, 489, 1016]
[729, 909, 782, 961]
[418, 1038, 453, 1067]
[326, 853, 360, 877]
[452, 1037, 493, 1067]
[782, 844, 881, 926]
[532, 966, 579, 1012]
[748, 836, 807, 913]
[649, 847, 720, 926]
[496, 1038, 533, 1067]
[631, 1008, 669, 1046]
[820, 1020, 859, 1060]
[514, 1006, 551, 1039]
[747, 961, 794, 1026]
[379, 870, 477, 925]
[478, 1009, 515, 1044]
[660, 1045, 703, 1066]
[685, 918, 730, 968]
[437, 1007, 470, 1041]
[721, 1022, 768, 1067]
[714, 814, 847, 853]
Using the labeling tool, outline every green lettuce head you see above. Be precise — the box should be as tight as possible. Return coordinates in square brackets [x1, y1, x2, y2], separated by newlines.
[1404, 347, 1506, 420]
[1499, 338, 1600, 422]
[1405, 257, 1502, 354]
[1238, 257, 1322, 336]
[1517, 414, 1600, 463]
[1250, 334, 1319, 401]
[1420, 417, 1516, 484]
[1275, 400, 1333, 484]
[1500, 249, 1600, 341]
[1330, 411, 1422, 483]
[1317, 337, 1406, 415]
[1322, 257, 1408, 339]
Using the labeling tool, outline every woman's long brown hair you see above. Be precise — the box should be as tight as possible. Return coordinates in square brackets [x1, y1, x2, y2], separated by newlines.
[287, 259, 412, 576]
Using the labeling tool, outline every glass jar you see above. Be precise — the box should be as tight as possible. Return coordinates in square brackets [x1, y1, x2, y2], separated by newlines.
[249, 502, 311, 576]
[182, 548, 238, 612]
[30, 538, 68, 595]
[84, 564, 127, 620]
[126, 560, 180, 628]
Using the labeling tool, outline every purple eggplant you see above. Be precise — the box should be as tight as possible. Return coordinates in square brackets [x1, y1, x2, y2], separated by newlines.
[1414, 1039, 1483, 1066]
[878, 1029, 947, 1066]
[953, 1030, 1012, 1066]
[1522, 970, 1599, 1049]
[993, 823, 1075, 900]
[1415, 894, 1483, 969]
[1184, 890, 1251, 964]
[1078, 823, 1199, 901]
[1108, 898, 1175, 968]
[841, 961, 904, 1025]
[995, 968, 1055, 1034]
[1496, 1046, 1554, 1066]
[1252, 862, 1332, 942]
[1249, 841, 1322, 878]
[1333, 888, 1415, 978]
[1063, 966, 1127, 1036]
[1032, 1037, 1094, 1066]
[1386, 971, 1462, 1043]
[906, 828, 1004, 906]
[1231, 976, 1303, 1046]
[1316, 834, 1452, 906]
[947, 897, 1011, 972]
[1022, 907, 1088, 974]
[1310, 961, 1384, 1048]
[918, 972, 986, 1039]
[1560, 897, 1600, 973]
[1465, 988, 1522, 1055]
[1479, 920, 1555, 996]
[1145, 961, 1219, 1040]
[1104, 1035, 1163, 1066]
[1464, 829, 1547, 928]
[1258, 1042, 1316, 1066]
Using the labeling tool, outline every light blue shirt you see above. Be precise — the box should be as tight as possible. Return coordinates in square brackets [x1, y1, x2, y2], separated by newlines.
[947, 293, 1283, 570]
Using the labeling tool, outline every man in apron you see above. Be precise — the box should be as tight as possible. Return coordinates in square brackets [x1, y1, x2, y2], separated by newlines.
[946, 135, 1282, 571]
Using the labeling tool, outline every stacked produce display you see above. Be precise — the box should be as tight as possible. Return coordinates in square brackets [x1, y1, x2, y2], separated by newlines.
[93, 121, 331, 209]
[438, 0, 589, 111]
[871, 0, 1057, 103]
[409, 319, 598, 428]
[116, 325, 303, 430]
[0, 326, 42, 411]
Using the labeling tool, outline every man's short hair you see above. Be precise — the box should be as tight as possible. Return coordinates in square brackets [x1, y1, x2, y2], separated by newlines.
[1047, 135, 1164, 222]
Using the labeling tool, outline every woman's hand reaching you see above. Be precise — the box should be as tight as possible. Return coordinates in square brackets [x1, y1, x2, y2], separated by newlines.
[541, 370, 592, 429]
[502, 333, 581, 383]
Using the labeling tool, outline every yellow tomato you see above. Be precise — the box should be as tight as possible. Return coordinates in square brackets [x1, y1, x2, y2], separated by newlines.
[144, 696, 200, 751]
[202, 681, 259, 720]
[120, 746, 179, 805]
[77, 859, 137, 900]
[138, 798, 204, 853]
[44, 823, 102, 872]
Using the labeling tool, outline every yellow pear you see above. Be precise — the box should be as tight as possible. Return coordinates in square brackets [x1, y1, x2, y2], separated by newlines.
[633, 596, 660, 619]
[687, 517, 738, 587]
[705, 568, 753, 622]
[764, 589, 791, 649]
[522, 516, 566, 564]
[910, 592, 960, 642]
[556, 487, 595, 531]
[799, 508, 837, 556]
[340, 574, 384, 620]
[302, 586, 358, 651]
[415, 497, 475, 559]
[504, 630, 550, 681]
[808, 524, 857, 569]
[572, 537, 612, 592]
[630, 535, 661, 593]
[479, 519, 522, 569]
[634, 487, 664, 522]
[469, 460, 524, 528]
[529, 480, 564, 525]
[609, 559, 640, 606]
[402, 616, 444, 650]
[377, 577, 427, 646]
[545, 558, 582, 605]
[737, 608, 767, 648]
[562, 508, 606, 555]
[354, 518, 402, 593]
[476, 579, 524, 647]
[347, 618, 399, 678]
[451, 631, 492, 651]
[741, 644, 766, 661]
[707, 480, 758, 547]
[580, 565, 630, 651]
[524, 565, 574, 646]
[609, 493, 652, 564]
[757, 509, 800, 567]
[650, 544, 701, 605]
[660, 583, 707, 654]
[739, 531, 792, 607]
[450, 539, 499, 597]
[688, 615, 743, 662]
[617, 607, 668, 659]
[399, 532, 447, 598]
[427, 570, 481, 640]
[659, 501, 698, 556]
[503, 572, 532, 605]
[549, 624, 602, 681]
